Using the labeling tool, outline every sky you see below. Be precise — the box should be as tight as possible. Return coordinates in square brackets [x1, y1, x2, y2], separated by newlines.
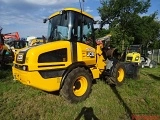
[0, 0, 160, 38]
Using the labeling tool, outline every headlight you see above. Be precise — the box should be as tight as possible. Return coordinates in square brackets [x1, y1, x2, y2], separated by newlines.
[135, 56, 139, 61]
[13, 63, 28, 71]
[22, 65, 28, 71]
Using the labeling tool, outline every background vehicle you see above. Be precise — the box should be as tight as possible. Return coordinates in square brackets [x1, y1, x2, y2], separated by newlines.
[3, 32, 20, 45]
[127, 44, 157, 68]
[125, 45, 141, 64]
[12, 8, 138, 103]
[9, 40, 29, 53]
[29, 37, 44, 46]
[0, 27, 14, 67]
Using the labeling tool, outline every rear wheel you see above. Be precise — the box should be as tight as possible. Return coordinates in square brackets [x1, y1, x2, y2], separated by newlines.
[60, 67, 92, 103]
[109, 63, 126, 86]
[141, 64, 145, 68]
[149, 63, 153, 68]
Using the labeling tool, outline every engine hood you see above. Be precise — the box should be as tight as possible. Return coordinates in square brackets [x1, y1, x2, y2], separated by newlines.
[16, 41, 71, 69]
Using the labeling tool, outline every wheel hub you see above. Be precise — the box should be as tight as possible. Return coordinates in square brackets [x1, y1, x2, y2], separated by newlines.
[74, 81, 81, 90]
[73, 76, 88, 96]
[117, 68, 124, 82]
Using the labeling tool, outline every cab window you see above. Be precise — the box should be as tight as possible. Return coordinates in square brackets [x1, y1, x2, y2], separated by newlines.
[71, 12, 94, 47]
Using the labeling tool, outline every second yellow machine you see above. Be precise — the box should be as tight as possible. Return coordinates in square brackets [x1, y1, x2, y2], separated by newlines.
[12, 8, 137, 103]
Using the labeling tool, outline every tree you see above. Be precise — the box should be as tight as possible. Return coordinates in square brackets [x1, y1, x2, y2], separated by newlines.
[98, 0, 151, 50]
[130, 12, 160, 47]
[95, 28, 110, 39]
[109, 26, 134, 51]
[98, 0, 150, 25]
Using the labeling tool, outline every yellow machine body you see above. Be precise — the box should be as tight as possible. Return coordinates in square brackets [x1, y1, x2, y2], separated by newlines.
[29, 38, 44, 46]
[125, 52, 141, 63]
[12, 7, 107, 92]
[12, 7, 126, 101]
[13, 40, 104, 91]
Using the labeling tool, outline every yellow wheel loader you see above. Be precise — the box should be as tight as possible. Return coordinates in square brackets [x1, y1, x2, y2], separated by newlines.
[125, 45, 141, 63]
[29, 38, 44, 46]
[12, 8, 137, 103]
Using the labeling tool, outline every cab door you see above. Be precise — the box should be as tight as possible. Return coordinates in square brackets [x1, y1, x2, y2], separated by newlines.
[71, 12, 96, 65]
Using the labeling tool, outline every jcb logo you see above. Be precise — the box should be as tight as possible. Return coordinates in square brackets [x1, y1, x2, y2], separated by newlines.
[17, 54, 23, 61]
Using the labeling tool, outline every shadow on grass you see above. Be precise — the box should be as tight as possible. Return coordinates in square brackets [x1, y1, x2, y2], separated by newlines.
[0, 64, 12, 70]
[148, 74, 160, 81]
[0, 65, 12, 80]
[75, 107, 99, 120]
[45, 90, 60, 96]
[110, 85, 132, 120]
[46, 79, 98, 97]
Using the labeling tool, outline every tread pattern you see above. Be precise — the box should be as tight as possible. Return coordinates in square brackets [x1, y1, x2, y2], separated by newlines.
[108, 63, 126, 86]
[60, 67, 92, 103]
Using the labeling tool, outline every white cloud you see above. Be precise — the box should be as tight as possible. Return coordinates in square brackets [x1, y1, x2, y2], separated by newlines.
[1, 14, 47, 37]
[26, 0, 74, 5]
[0, 0, 100, 37]
[94, 16, 101, 21]
[0, 6, 48, 37]
[1, 0, 12, 3]
[93, 16, 109, 29]
[1, 0, 79, 6]
[85, 6, 93, 13]
[93, 16, 101, 28]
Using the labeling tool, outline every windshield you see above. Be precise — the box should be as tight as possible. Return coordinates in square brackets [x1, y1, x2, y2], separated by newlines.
[128, 45, 141, 53]
[47, 12, 69, 42]
[46, 10, 95, 47]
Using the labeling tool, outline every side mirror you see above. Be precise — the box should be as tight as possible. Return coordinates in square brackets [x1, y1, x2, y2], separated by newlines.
[43, 18, 48, 23]
[0, 26, 3, 33]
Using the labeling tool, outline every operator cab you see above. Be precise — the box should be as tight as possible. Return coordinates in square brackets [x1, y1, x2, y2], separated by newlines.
[44, 8, 95, 47]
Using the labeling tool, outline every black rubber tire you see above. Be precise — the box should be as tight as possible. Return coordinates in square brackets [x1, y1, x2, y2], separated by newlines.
[109, 63, 126, 86]
[149, 63, 153, 68]
[131, 63, 140, 80]
[60, 67, 92, 103]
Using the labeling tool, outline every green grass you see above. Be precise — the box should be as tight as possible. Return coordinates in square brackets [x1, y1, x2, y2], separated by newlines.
[0, 66, 160, 120]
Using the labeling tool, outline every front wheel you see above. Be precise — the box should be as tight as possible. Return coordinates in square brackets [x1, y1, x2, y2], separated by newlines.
[109, 63, 126, 86]
[60, 67, 92, 103]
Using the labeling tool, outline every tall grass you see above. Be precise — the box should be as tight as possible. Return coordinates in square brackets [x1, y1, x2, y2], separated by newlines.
[0, 66, 160, 120]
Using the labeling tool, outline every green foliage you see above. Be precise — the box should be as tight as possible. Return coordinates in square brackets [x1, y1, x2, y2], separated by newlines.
[95, 28, 110, 39]
[132, 13, 160, 46]
[97, 0, 160, 49]
[110, 26, 134, 51]
[152, 40, 160, 49]
[98, 0, 150, 24]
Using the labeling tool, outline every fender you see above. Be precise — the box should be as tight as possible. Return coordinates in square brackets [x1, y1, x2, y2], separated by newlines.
[60, 62, 92, 88]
